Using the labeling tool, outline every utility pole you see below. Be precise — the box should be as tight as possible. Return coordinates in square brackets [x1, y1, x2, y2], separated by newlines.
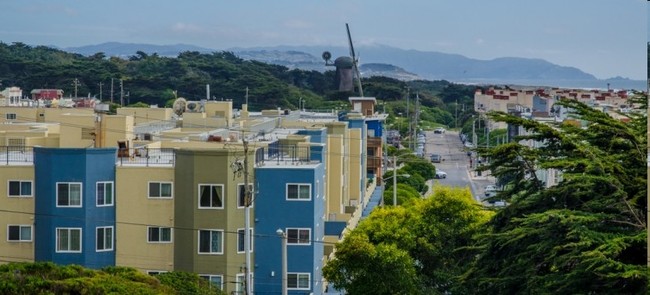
[110, 78, 114, 104]
[72, 78, 80, 98]
[393, 155, 397, 206]
[119, 79, 124, 106]
[405, 87, 410, 151]
[245, 87, 249, 106]
[98, 82, 103, 101]
[455, 99, 458, 129]
[242, 132, 252, 295]
[414, 92, 420, 141]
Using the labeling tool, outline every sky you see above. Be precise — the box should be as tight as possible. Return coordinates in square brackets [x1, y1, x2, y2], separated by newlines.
[0, 0, 646, 80]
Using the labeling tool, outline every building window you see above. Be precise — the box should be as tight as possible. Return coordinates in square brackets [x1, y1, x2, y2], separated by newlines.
[237, 228, 254, 253]
[148, 182, 172, 199]
[235, 274, 253, 294]
[286, 184, 311, 201]
[147, 270, 168, 276]
[8, 180, 32, 197]
[57, 183, 82, 207]
[96, 182, 114, 206]
[198, 230, 223, 254]
[148, 227, 172, 243]
[198, 184, 223, 209]
[96, 226, 113, 252]
[288, 273, 310, 290]
[286, 228, 311, 245]
[6, 113, 16, 120]
[237, 184, 253, 208]
[56, 228, 82, 253]
[199, 275, 223, 291]
[7, 225, 32, 242]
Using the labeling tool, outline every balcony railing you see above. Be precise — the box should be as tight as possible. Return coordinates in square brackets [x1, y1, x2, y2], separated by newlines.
[256, 144, 314, 166]
[116, 147, 176, 167]
[0, 146, 34, 165]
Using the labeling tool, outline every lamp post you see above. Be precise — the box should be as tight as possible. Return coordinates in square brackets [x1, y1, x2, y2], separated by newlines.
[276, 229, 287, 295]
[381, 155, 410, 207]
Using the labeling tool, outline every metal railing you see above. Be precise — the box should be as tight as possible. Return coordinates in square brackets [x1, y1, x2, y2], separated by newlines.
[117, 147, 176, 167]
[0, 146, 34, 165]
[256, 144, 314, 166]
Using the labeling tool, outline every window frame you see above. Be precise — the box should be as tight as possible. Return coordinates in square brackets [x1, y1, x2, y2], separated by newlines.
[96, 181, 114, 207]
[56, 227, 82, 253]
[96, 226, 114, 252]
[147, 226, 173, 243]
[7, 224, 32, 242]
[148, 181, 173, 199]
[237, 228, 254, 253]
[7, 180, 33, 198]
[197, 229, 224, 255]
[146, 270, 168, 276]
[286, 228, 311, 246]
[198, 184, 224, 209]
[5, 113, 16, 120]
[286, 183, 311, 201]
[56, 182, 83, 208]
[199, 274, 224, 291]
[237, 183, 253, 208]
[287, 272, 311, 290]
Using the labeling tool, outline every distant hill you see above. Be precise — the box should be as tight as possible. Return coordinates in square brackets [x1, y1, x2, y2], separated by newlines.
[63, 42, 646, 90]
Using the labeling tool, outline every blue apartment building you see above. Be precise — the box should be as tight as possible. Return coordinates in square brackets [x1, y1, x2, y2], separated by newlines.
[34, 147, 117, 268]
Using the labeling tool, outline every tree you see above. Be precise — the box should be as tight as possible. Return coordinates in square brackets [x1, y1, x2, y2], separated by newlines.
[0, 262, 225, 294]
[464, 95, 648, 294]
[324, 186, 492, 294]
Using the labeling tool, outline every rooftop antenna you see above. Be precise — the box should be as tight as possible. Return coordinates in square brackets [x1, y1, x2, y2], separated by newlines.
[346, 23, 364, 97]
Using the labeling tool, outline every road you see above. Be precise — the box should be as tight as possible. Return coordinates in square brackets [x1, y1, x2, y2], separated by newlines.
[424, 130, 495, 203]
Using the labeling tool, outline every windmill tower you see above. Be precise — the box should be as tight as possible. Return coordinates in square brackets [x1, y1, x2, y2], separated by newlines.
[323, 23, 364, 96]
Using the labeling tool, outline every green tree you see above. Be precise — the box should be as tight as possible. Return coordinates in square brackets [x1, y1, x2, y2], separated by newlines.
[465, 95, 648, 294]
[324, 186, 492, 294]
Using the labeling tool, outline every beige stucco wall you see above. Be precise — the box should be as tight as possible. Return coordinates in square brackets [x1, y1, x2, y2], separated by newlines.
[117, 107, 173, 125]
[348, 128, 362, 205]
[0, 166, 35, 263]
[115, 166, 175, 272]
[326, 129, 345, 219]
[98, 115, 135, 148]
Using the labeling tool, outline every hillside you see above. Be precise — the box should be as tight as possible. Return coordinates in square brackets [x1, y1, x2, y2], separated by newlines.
[64, 42, 645, 90]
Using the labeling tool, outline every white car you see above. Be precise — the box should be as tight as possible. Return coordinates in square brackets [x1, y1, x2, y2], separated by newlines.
[485, 185, 499, 197]
[434, 170, 447, 179]
[434, 127, 446, 134]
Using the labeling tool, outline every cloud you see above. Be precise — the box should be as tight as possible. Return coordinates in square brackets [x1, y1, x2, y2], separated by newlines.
[475, 38, 484, 45]
[171, 22, 204, 34]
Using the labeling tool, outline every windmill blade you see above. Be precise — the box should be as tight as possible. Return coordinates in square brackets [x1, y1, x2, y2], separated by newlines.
[346, 23, 364, 97]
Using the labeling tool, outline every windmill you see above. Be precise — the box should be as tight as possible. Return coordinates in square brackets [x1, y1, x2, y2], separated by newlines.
[322, 23, 364, 96]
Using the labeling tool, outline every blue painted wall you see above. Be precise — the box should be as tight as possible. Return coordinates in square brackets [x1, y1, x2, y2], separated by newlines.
[34, 148, 116, 268]
[297, 128, 327, 144]
[366, 119, 384, 138]
[254, 164, 326, 295]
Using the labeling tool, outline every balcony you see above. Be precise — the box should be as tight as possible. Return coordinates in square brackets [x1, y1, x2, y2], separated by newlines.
[116, 147, 176, 167]
[0, 146, 34, 165]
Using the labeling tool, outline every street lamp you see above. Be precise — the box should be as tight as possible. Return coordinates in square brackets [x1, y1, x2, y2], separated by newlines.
[382, 156, 410, 206]
[276, 229, 287, 295]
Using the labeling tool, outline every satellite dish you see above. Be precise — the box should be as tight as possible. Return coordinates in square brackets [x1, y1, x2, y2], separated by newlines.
[187, 102, 197, 111]
[322, 51, 332, 62]
[172, 97, 187, 116]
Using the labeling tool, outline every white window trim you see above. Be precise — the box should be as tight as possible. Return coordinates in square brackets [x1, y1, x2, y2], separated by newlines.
[56, 227, 82, 253]
[286, 183, 311, 201]
[96, 226, 114, 252]
[287, 272, 311, 290]
[199, 274, 224, 290]
[198, 184, 224, 209]
[7, 224, 32, 242]
[147, 181, 173, 199]
[96, 181, 114, 207]
[237, 183, 254, 209]
[197, 229, 224, 255]
[147, 226, 173, 243]
[56, 182, 83, 208]
[7, 180, 33, 198]
[237, 228, 254, 254]
[286, 228, 311, 246]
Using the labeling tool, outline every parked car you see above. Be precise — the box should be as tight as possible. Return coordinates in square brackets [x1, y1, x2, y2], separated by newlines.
[485, 185, 499, 197]
[434, 127, 446, 134]
[430, 154, 442, 163]
[434, 170, 447, 179]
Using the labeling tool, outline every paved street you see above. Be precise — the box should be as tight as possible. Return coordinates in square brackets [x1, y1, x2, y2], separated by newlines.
[424, 130, 495, 203]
